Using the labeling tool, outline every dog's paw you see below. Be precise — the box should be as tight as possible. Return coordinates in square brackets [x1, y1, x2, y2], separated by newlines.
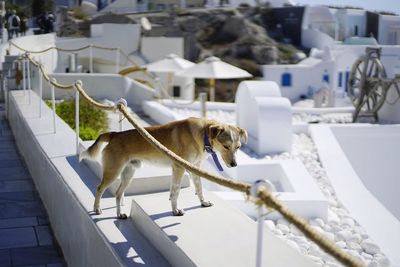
[94, 208, 102, 215]
[118, 213, 128, 220]
[201, 200, 213, 207]
[172, 209, 185, 216]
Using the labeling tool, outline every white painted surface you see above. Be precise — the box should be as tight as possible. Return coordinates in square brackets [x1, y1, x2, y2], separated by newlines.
[130, 188, 317, 267]
[211, 160, 328, 220]
[8, 90, 170, 267]
[311, 124, 400, 266]
[236, 82, 292, 155]
[39, 73, 154, 110]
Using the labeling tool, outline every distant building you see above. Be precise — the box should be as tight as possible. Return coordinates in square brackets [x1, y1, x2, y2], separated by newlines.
[367, 12, 400, 45]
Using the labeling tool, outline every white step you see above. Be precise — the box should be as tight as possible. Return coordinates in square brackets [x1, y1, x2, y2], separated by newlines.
[130, 188, 316, 267]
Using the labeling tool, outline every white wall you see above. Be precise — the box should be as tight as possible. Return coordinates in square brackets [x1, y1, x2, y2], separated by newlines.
[55, 24, 141, 73]
[38, 73, 154, 110]
[2, 34, 58, 73]
[378, 15, 400, 45]
[302, 29, 336, 49]
[262, 60, 335, 101]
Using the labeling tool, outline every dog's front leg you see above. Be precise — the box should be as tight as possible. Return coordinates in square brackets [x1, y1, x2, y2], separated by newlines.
[170, 165, 185, 216]
[191, 172, 213, 208]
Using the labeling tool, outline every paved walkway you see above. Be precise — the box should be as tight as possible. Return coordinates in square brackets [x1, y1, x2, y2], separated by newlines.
[0, 110, 66, 266]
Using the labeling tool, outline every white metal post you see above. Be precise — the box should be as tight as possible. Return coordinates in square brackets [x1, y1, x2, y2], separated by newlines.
[22, 59, 26, 95]
[75, 83, 80, 155]
[117, 98, 127, 132]
[38, 65, 43, 118]
[115, 47, 120, 74]
[89, 45, 93, 73]
[256, 205, 264, 267]
[51, 78, 57, 133]
[26, 56, 31, 104]
[251, 180, 277, 267]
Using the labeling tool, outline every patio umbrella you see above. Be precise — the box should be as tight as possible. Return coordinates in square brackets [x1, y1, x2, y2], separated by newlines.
[145, 54, 195, 97]
[177, 56, 252, 101]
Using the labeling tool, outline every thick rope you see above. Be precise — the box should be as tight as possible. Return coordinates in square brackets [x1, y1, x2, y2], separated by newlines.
[20, 48, 364, 267]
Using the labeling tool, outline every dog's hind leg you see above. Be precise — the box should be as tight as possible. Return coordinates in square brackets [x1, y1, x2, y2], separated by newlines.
[170, 164, 185, 216]
[94, 154, 126, 215]
[115, 161, 138, 219]
[191, 166, 213, 208]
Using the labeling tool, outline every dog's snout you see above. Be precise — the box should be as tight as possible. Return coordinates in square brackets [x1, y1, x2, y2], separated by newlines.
[230, 162, 237, 167]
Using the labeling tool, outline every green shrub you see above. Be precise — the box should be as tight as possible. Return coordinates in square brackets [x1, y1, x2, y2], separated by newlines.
[45, 98, 108, 140]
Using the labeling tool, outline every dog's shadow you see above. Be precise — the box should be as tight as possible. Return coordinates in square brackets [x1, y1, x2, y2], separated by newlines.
[66, 155, 112, 198]
[150, 205, 203, 220]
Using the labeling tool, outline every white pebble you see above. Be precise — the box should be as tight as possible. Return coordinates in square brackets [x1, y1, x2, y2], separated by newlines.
[307, 255, 324, 265]
[289, 224, 303, 236]
[277, 224, 290, 234]
[361, 252, 373, 260]
[360, 239, 380, 255]
[335, 241, 346, 248]
[311, 225, 325, 234]
[286, 240, 301, 252]
[346, 241, 362, 253]
[377, 256, 391, 267]
[264, 220, 275, 231]
[329, 224, 342, 233]
[272, 229, 283, 236]
[310, 218, 325, 228]
[342, 217, 355, 227]
[327, 210, 340, 225]
[368, 260, 379, 267]
[335, 229, 352, 242]
[324, 232, 335, 241]
[348, 233, 362, 244]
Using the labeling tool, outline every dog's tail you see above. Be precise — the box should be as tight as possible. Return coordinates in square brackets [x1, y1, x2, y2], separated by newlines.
[79, 132, 114, 162]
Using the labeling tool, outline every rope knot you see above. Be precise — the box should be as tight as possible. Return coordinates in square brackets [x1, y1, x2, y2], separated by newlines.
[116, 98, 128, 109]
[75, 80, 83, 87]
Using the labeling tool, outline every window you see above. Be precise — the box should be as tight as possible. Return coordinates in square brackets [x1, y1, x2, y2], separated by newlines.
[173, 86, 181, 97]
[281, 72, 292, 87]
[338, 72, 343, 87]
[354, 25, 359, 36]
[323, 73, 329, 83]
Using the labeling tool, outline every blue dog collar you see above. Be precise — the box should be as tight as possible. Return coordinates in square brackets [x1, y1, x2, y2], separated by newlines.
[204, 133, 224, 172]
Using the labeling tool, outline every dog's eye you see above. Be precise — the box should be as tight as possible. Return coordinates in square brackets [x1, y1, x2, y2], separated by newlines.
[223, 145, 230, 150]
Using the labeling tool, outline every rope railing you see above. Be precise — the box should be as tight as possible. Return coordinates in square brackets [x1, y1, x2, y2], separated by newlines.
[10, 48, 365, 267]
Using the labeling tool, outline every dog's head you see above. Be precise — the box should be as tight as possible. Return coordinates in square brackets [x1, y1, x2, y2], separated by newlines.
[207, 123, 248, 168]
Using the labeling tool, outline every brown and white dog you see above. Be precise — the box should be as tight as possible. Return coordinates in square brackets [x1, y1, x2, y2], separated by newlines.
[79, 117, 247, 219]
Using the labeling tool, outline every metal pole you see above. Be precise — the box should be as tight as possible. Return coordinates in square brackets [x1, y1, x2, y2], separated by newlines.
[199, 92, 207, 118]
[251, 180, 277, 267]
[26, 56, 31, 104]
[51, 78, 57, 133]
[75, 86, 80, 155]
[256, 205, 264, 267]
[38, 65, 43, 118]
[22, 59, 26, 95]
[115, 47, 120, 74]
[89, 45, 93, 73]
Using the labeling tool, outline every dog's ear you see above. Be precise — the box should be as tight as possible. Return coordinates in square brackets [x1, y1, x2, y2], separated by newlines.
[236, 127, 248, 144]
[209, 124, 224, 140]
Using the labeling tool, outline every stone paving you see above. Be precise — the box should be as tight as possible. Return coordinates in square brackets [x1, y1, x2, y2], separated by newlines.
[0, 110, 66, 267]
